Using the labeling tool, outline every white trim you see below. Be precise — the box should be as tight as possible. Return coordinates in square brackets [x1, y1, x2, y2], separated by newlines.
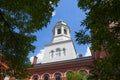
[41, 72, 51, 79]
[30, 74, 40, 80]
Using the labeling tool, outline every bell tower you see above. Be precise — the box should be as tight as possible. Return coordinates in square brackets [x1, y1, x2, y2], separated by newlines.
[52, 21, 71, 43]
[42, 21, 77, 63]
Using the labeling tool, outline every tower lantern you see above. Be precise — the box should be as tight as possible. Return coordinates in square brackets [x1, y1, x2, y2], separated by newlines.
[52, 21, 71, 43]
[42, 21, 77, 63]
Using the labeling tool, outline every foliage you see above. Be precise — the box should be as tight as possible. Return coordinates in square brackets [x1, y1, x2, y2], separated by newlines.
[76, 0, 120, 79]
[0, 0, 60, 78]
[75, 29, 91, 44]
[76, 0, 120, 51]
[88, 54, 120, 80]
[66, 71, 87, 80]
[0, 0, 59, 28]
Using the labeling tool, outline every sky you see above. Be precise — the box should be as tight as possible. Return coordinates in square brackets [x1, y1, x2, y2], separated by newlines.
[29, 0, 91, 63]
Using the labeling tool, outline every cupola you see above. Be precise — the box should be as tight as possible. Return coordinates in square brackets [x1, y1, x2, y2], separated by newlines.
[52, 21, 71, 43]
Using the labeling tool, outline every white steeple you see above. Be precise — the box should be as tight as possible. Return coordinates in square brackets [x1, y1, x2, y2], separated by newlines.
[52, 20, 71, 43]
[42, 21, 77, 63]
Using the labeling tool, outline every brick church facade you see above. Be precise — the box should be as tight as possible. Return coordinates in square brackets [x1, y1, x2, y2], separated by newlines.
[26, 21, 96, 80]
[27, 56, 94, 80]
[1, 21, 108, 80]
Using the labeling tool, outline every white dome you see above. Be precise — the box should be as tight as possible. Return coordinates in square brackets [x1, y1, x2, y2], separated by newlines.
[56, 20, 67, 26]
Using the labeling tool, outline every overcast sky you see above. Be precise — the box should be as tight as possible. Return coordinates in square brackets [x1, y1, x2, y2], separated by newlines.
[29, 0, 91, 63]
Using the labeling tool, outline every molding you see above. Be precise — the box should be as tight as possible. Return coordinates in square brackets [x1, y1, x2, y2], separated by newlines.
[50, 34, 71, 43]
[45, 40, 72, 47]
[53, 34, 70, 38]
[29, 56, 93, 69]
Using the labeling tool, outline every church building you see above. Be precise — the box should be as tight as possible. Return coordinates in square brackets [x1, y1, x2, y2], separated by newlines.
[27, 21, 94, 80]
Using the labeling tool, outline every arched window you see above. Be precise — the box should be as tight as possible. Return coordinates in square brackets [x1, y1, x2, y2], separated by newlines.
[51, 50, 54, 53]
[54, 73, 61, 80]
[57, 28, 61, 34]
[50, 50, 54, 58]
[64, 29, 67, 34]
[32, 75, 39, 80]
[56, 48, 61, 56]
[44, 74, 50, 80]
[63, 48, 66, 56]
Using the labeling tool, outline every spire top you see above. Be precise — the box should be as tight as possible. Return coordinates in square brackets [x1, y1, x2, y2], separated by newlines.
[56, 20, 67, 26]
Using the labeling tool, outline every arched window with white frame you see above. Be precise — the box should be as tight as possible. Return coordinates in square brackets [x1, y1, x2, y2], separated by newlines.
[56, 48, 61, 57]
[32, 74, 39, 80]
[50, 50, 54, 58]
[57, 28, 61, 34]
[64, 29, 67, 34]
[63, 48, 66, 56]
[44, 74, 50, 80]
[54, 73, 61, 80]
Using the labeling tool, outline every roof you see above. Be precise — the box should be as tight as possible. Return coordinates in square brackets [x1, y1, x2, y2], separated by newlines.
[29, 56, 93, 69]
[52, 20, 70, 32]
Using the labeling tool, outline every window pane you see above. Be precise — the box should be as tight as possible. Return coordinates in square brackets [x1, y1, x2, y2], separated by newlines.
[55, 73, 61, 80]
[63, 48, 66, 56]
[57, 29, 61, 34]
[44, 76, 48, 80]
[64, 29, 67, 34]
[33, 75, 39, 80]
[34, 78, 38, 80]
[44, 74, 49, 80]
